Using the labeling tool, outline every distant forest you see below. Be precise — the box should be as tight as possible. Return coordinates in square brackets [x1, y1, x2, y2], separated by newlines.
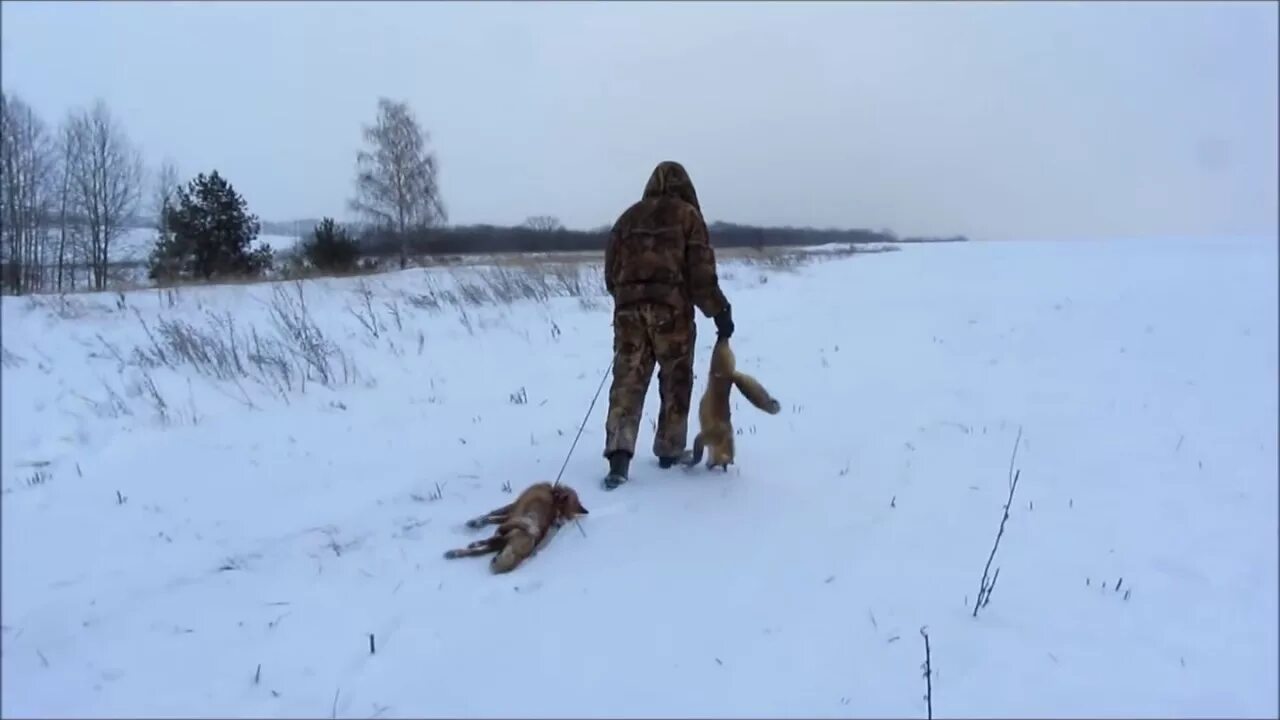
[1, 89, 968, 295]
[350, 221, 968, 258]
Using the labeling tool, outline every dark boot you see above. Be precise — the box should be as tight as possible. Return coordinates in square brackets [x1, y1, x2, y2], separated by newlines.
[603, 451, 632, 490]
[657, 456, 680, 469]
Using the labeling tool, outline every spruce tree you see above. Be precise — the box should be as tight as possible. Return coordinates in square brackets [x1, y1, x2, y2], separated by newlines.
[149, 170, 272, 282]
[302, 217, 360, 273]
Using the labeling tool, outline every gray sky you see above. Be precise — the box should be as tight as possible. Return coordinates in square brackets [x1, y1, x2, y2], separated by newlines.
[2, 1, 1275, 241]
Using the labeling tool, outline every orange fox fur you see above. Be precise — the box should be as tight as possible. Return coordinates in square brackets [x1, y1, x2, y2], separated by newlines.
[443, 482, 589, 573]
[682, 336, 781, 470]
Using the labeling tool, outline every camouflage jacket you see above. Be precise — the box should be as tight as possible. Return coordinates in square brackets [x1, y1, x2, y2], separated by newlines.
[604, 161, 730, 319]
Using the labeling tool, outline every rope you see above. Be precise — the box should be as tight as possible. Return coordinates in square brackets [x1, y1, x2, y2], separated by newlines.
[553, 352, 616, 488]
[551, 352, 616, 539]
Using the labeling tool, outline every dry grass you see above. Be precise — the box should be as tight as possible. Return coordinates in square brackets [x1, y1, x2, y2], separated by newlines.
[22, 241, 892, 428]
[9, 242, 888, 299]
[400, 261, 606, 313]
[127, 281, 358, 406]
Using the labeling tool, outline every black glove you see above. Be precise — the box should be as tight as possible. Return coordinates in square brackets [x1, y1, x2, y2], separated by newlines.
[714, 305, 734, 339]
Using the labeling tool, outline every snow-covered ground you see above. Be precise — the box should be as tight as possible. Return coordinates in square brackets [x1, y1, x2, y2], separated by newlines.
[1, 238, 1276, 718]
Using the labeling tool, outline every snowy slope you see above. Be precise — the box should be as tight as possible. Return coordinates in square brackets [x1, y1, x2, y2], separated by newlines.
[1, 239, 1276, 718]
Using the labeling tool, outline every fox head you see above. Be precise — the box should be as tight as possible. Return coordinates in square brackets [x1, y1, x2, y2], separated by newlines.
[553, 485, 589, 520]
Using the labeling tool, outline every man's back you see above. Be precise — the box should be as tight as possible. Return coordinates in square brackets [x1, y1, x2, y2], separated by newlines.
[599, 160, 735, 490]
[605, 161, 728, 319]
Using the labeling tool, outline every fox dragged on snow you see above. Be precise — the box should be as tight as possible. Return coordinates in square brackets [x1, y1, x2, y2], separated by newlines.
[443, 482, 589, 573]
[682, 336, 781, 471]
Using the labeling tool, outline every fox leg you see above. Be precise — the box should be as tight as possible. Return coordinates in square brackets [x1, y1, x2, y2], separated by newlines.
[443, 536, 504, 560]
[465, 502, 516, 529]
[707, 435, 734, 471]
[490, 531, 537, 574]
[680, 433, 705, 467]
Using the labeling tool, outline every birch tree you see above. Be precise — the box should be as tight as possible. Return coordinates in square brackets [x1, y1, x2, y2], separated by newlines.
[65, 100, 143, 291]
[0, 92, 56, 294]
[51, 112, 97, 291]
[152, 158, 180, 252]
[349, 98, 446, 269]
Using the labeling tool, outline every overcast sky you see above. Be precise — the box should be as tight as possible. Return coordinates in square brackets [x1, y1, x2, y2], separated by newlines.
[2, 1, 1275, 241]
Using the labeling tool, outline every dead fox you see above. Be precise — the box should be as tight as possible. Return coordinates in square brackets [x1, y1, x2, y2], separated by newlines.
[682, 336, 781, 470]
[443, 482, 589, 573]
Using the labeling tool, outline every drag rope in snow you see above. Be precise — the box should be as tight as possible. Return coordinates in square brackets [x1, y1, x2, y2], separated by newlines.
[552, 352, 616, 490]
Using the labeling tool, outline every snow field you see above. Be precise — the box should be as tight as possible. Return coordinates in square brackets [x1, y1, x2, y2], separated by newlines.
[1, 238, 1276, 718]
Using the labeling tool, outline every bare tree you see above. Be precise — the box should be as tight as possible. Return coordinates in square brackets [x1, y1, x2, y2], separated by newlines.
[523, 215, 564, 232]
[152, 158, 180, 250]
[349, 97, 446, 269]
[64, 100, 143, 291]
[54, 117, 79, 291]
[52, 112, 95, 291]
[0, 92, 56, 295]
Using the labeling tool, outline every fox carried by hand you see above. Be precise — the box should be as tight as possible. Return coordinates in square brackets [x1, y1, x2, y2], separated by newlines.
[682, 336, 781, 471]
[443, 482, 589, 573]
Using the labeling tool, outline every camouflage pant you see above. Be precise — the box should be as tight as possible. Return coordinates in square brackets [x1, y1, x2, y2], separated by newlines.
[603, 302, 696, 459]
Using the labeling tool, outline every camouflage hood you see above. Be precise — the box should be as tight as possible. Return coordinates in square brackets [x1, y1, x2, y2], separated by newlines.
[642, 161, 701, 212]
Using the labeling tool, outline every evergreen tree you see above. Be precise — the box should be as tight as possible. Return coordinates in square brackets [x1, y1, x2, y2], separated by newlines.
[302, 217, 360, 273]
[149, 170, 271, 281]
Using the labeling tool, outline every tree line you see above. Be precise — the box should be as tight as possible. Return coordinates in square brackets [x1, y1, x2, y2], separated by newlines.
[0, 92, 452, 294]
[1, 95, 145, 294]
[356, 221, 966, 258]
[1, 91, 966, 295]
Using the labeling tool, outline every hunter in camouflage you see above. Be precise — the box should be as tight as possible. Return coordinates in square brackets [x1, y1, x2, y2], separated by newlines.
[601, 161, 734, 490]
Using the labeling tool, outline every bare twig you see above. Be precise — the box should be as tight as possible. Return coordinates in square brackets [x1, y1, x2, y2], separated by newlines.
[427, 482, 446, 502]
[384, 299, 403, 332]
[973, 426, 1023, 617]
[920, 626, 933, 720]
[138, 368, 170, 424]
[347, 284, 381, 339]
[981, 568, 1001, 610]
[1006, 425, 1022, 490]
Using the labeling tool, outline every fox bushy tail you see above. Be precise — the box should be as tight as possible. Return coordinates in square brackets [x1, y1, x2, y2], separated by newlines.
[731, 371, 781, 414]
